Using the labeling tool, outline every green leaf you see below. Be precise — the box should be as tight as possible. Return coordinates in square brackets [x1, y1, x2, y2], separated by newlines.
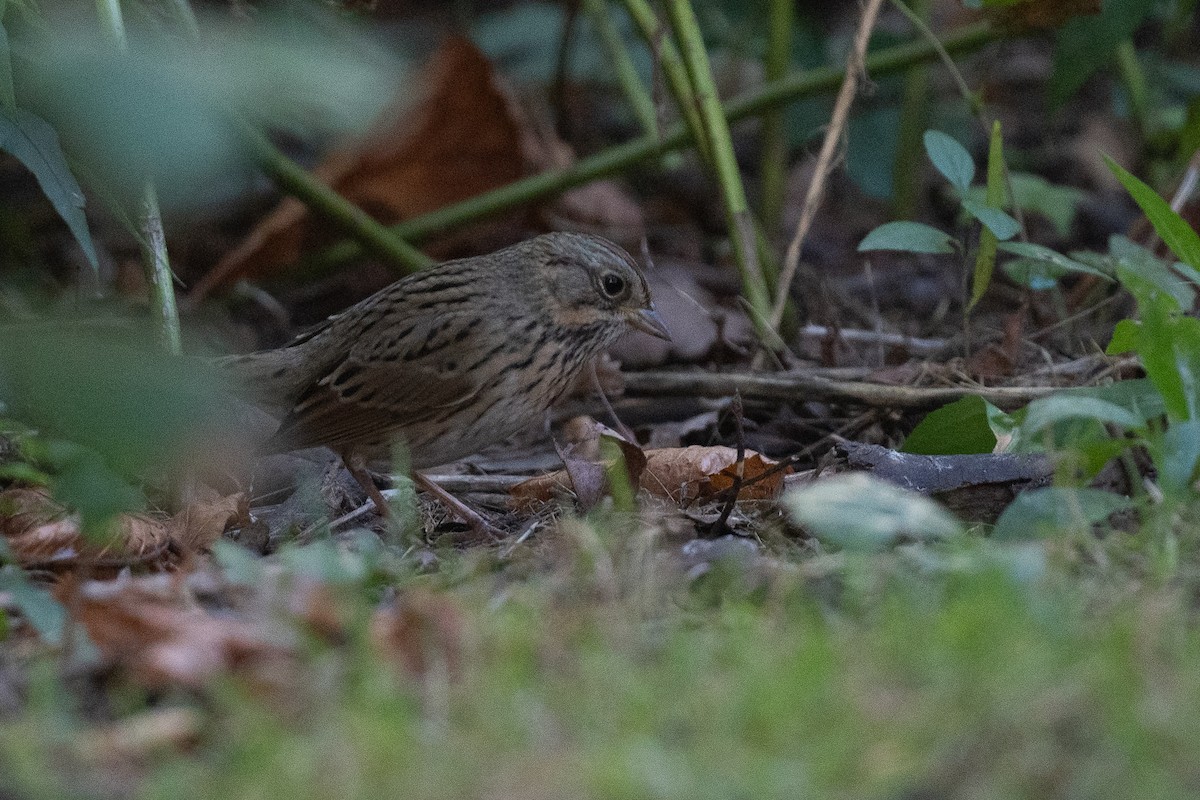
[1106, 319, 1141, 355]
[0, 106, 97, 269]
[998, 241, 1113, 279]
[0, 17, 14, 109]
[858, 221, 956, 254]
[923, 130, 975, 193]
[1008, 173, 1085, 237]
[992, 488, 1131, 540]
[783, 473, 964, 551]
[1111, 234, 1196, 310]
[1106, 156, 1200, 271]
[1050, 0, 1157, 108]
[902, 396, 998, 455]
[1003, 258, 1065, 290]
[963, 201, 1020, 241]
[0, 324, 227, 477]
[1137, 311, 1200, 421]
[19, 19, 400, 212]
[1157, 421, 1200, 495]
[967, 123, 1008, 310]
[1022, 395, 1145, 437]
[0, 566, 68, 646]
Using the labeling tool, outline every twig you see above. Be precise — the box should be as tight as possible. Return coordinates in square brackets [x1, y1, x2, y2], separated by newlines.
[708, 393, 744, 535]
[767, 0, 885, 337]
[796, 324, 948, 356]
[623, 369, 1062, 411]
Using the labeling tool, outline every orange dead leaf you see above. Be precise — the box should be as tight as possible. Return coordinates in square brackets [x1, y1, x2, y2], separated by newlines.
[510, 420, 646, 510]
[191, 35, 529, 298]
[0, 487, 244, 572]
[0, 487, 170, 570]
[57, 574, 296, 691]
[370, 589, 464, 681]
[639, 446, 790, 504]
[990, 0, 1101, 29]
[192, 35, 644, 300]
[167, 491, 244, 552]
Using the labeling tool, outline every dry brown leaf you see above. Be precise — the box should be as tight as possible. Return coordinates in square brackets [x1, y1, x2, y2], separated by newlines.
[167, 492, 244, 552]
[0, 487, 170, 569]
[191, 36, 528, 298]
[510, 420, 646, 510]
[639, 446, 790, 504]
[993, 0, 1101, 29]
[0, 487, 244, 571]
[191, 35, 643, 300]
[370, 589, 464, 681]
[57, 574, 296, 691]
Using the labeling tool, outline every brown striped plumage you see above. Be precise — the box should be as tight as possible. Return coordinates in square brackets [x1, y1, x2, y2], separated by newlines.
[220, 233, 669, 482]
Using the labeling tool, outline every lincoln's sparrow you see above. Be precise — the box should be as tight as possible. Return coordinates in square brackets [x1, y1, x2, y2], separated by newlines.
[221, 232, 669, 516]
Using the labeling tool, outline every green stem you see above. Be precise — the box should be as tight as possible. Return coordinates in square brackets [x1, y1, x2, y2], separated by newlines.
[140, 181, 182, 354]
[665, 0, 771, 329]
[1116, 39, 1152, 141]
[616, 0, 711, 165]
[759, 0, 793, 232]
[889, 0, 979, 114]
[96, 0, 182, 354]
[309, 20, 999, 273]
[889, 0, 929, 220]
[241, 126, 432, 274]
[582, 0, 659, 141]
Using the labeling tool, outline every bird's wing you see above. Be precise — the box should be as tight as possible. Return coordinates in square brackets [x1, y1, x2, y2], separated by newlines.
[263, 311, 488, 455]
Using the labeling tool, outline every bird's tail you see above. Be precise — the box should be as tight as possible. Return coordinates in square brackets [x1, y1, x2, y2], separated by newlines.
[214, 349, 309, 411]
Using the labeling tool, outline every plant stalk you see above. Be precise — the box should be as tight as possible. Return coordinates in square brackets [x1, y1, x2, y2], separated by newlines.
[307, 20, 999, 273]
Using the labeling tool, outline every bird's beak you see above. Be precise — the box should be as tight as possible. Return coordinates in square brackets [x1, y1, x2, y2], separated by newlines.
[629, 306, 672, 341]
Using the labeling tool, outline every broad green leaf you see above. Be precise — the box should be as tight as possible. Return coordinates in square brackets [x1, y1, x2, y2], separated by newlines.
[0, 106, 97, 269]
[992, 487, 1131, 540]
[1116, 262, 1194, 314]
[0, 16, 13, 109]
[1137, 310, 1200, 421]
[923, 130, 975, 193]
[18, 19, 400, 212]
[963, 201, 1020, 241]
[858, 221, 956, 254]
[784, 473, 963, 551]
[964, 173, 1086, 238]
[0, 324, 227, 477]
[847, 104, 902, 200]
[1106, 156, 1200, 271]
[1111, 234, 1196, 310]
[1003, 258, 1064, 290]
[1022, 395, 1144, 436]
[1106, 318, 1140, 355]
[998, 241, 1112, 279]
[1157, 421, 1200, 495]
[902, 395, 998, 455]
[0, 566, 68, 646]
[1050, 0, 1157, 108]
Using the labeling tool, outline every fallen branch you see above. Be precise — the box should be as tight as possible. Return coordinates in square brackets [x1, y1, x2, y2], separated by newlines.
[622, 370, 1061, 411]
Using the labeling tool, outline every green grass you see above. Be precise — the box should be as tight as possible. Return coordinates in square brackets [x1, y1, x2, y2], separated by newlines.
[5, 519, 1200, 800]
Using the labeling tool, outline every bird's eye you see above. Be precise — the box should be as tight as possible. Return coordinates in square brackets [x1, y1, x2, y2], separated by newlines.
[601, 273, 626, 297]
